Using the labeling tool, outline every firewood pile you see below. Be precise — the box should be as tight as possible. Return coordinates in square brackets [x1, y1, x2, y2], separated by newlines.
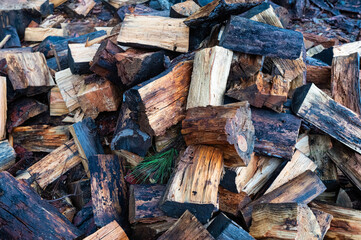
[1, 0, 361, 239]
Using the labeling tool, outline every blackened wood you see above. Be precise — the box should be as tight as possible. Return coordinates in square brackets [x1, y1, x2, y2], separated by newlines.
[131, 220, 177, 240]
[47, 50, 69, 71]
[68, 43, 100, 75]
[0, 171, 81, 239]
[116, 4, 169, 21]
[269, 2, 290, 27]
[0, 140, 16, 171]
[0, 26, 20, 48]
[89, 154, 127, 227]
[207, 213, 254, 240]
[251, 107, 301, 160]
[292, 83, 361, 155]
[170, 1, 200, 18]
[306, 64, 331, 89]
[220, 16, 304, 59]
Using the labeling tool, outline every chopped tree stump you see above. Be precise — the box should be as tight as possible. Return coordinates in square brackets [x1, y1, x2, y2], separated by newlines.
[125, 60, 193, 137]
[115, 49, 165, 89]
[187, 46, 233, 109]
[170, 1, 200, 18]
[84, 220, 129, 240]
[0, 76, 6, 140]
[250, 203, 322, 239]
[10, 125, 70, 152]
[182, 102, 255, 167]
[89, 154, 127, 227]
[0, 171, 81, 239]
[5, 52, 55, 96]
[68, 43, 100, 74]
[158, 210, 214, 240]
[117, 15, 189, 53]
[160, 145, 223, 224]
[0, 140, 16, 171]
[24, 27, 64, 42]
[49, 86, 69, 116]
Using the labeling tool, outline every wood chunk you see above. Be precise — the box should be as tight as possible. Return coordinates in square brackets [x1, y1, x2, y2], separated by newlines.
[125, 60, 193, 137]
[311, 208, 333, 239]
[117, 15, 189, 53]
[331, 53, 361, 114]
[336, 188, 353, 208]
[182, 102, 255, 167]
[170, 1, 200, 18]
[241, 171, 326, 227]
[5, 52, 55, 96]
[65, 0, 96, 17]
[155, 125, 181, 152]
[0, 77, 5, 140]
[24, 27, 64, 42]
[89, 154, 127, 227]
[113, 150, 143, 168]
[226, 72, 289, 112]
[184, 0, 263, 26]
[228, 52, 263, 81]
[251, 107, 301, 160]
[333, 41, 361, 57]
[158, 210, 214, 240]
[160, 145, 223, 224]
[219, 186, 251, 217]
[0, 140, 16, 171]
[89, 39, 124, 84]
[306, 64, 331, 89]
[39, 14, 66, 28]
[68, 179, 91, 209]
[7, 98, 48, 133]
[0, 26, 21, 48]
[17, 139, 81, 189]
[55, 68, 84, 112]
[11, 125, 70, 152]
[295, 134, 310, 156]
[187, 46, 233, 109]
[309, 201, 361, 240]
[303, 32, 338, 49]
[250, 203, 322, 239]
[106, 0, 148, 9]
[220, 16, 304, 60]
[77, 77, 121, 119]
[68, 43, 100, 74]
[292, 83, 361, 155]
[84, 220, 129, 240]
[0, 171, 81, 239]
[207, 213, 254, 240]
[132, 220, 178, 240]
[265, 150, 317, 194]
[49, 86, 69, 116]
[220, 154, 258, 193]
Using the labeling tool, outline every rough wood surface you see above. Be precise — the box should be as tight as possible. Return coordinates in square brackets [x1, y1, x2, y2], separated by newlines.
[68, 43, 100, 74]
[170, 1, 200, 18]
[105, 0, 148, 9]
[292, 83, 361, 156]
[0, 171, 81, 239]
[182, 102, 255, 167]
[187, 46, 233, 109]
[228, 53, 263, 81]
[24, 27, 64, 42]
[306, 65, 331, 89]
[0, 26, 20, 48]
[158, 210, 214, 240]
[218, 186, 251, 217]
[117, 15, 189, 53]
[0, 140, 16, 171]
[311, 208, 333, 240]
[160, 145, 223, 224]
[333, 40, 361, 57]
[84, 220, 129, 240]
[65, 0, 96, 17]
[49, 86, 69, 116]
[0, 77, 5, 140]
[295, 134, 310, 156]
[89, 154, 127, 227]
[113, 150, 143, 168]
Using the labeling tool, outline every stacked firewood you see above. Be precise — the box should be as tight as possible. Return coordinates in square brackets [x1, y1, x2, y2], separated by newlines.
[0, 0, 361, 239]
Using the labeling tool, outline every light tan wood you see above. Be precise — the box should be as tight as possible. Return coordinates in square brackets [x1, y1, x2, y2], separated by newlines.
[68, 43, 100, 65]
[187, 46, 233, 109]
[333, 41, 361, 57]
[24, 27, 64, 42]
[295, 133, 310, 156]
[117, 15, 189, 53]
[105, 0, 148, 9]
[94, 27, 113, 36]
[49, 86, 69, 116]
[84, 220, 129, 240]
[65, 0, 95, 16]
[0, 77, 6, 140]
[50, 0, 68, 8]
[113, 149, 143, 168]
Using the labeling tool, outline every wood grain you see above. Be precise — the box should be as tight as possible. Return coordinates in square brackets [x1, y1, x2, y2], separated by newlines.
[0, 140, 16, 171]
[84, 220, 129, 240]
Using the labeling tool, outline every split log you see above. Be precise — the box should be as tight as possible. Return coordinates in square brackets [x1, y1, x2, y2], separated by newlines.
[89, 154, 127, 227]
[0, 140, 16, 171]
[226, 72, 289, 112]
[331, 53, 361, 114]
[68, 43, 100, 74]
[125, 60, 193, 136]
[207, 213, 254, 240]
[55, 68, 85, 112]
[49, 86, 69, 116]
[251, 107, 301, 160]
[228, 54, 263, 87]
[5, 52, 55, 96]
[218, 186, 251, 217]
[84, 220, 129, 240]
[0, 26, 20, 48]
[0, 77, 5, 140]
[24, 27, 64, 42]
[158, 210, 214, 240]
[65, 0, 96, 17]
[131, 219, 177, 240]
[240, 170, 326, 226]
[306, 65, 331, 89]
[160, 145, 223, 223]
[295, 134, 310, 156]
[311, 208, 333, 239]
[115, 49, 165, 89]
[116, 4, 170, 21]
[309, 201, 361, 240]
[250, 203, 322, 239]
[187, 46, 233, 109]
[10, 125, 70, 152]
[292, 83, 361, 155]
[264, 150, 317, 194]
[220, 155, 258, 193]
[0, 47, 32, 61]
[6, 98, 48, 133]
[113, 150, 143, 168]
[89, 39, 124, 84]
[333, 41, 361, 57]
[39, 14, 66, 28]
[181, 102, 255, 167]
[0, 171, 81, 239]
[77, 76, 121, 119]
[117, 15, 189, 53]
[105, 0, 148, 9]
[303, 32, 338, 49]
[16, 139, 82, 189]
[69, 117, 105, 177]
[220, 16, 304, 60]
[170, 1, 200, 18]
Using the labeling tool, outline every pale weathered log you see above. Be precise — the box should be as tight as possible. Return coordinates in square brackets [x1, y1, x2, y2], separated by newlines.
[84, 220, 129, 240]
[0, 140, 16, 171]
